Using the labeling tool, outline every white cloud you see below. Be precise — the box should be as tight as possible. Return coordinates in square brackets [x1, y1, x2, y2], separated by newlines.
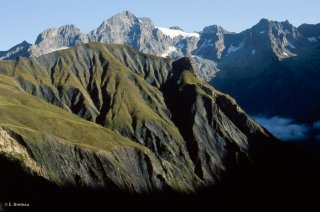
[313, 121, 320, 129]
[253, 116, 309, 141]
[307, 37, 317, 42]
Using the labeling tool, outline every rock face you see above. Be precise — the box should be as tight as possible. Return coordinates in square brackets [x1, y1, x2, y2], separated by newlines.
[210, 19, 320, 123]
[29, 25, 89, 57]
[193, 25, 231, 60]
[191, 55, 218, 81]
[0, 43, 276, 195]
[88, 11, 168, 56]
[0, 40, 31, 60]
[0, 11, 206, 79]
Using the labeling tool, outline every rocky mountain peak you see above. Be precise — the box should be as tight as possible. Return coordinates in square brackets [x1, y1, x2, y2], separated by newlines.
[58, 24, 81, 34]
[30, 24, 88, 57]
[0, 40, 32, 60]
[34, 27, 57, 44]
[34, 24, 83, 45]
[118, 10, 136, 18]
[280, 20, 296, 34]
[99, 10, 138, 27]
[257, 18, 270, 25]
[246, 18, 302, 59]
[254, 18, 296, 33]
[89, 11, 146, 44]
[20, 40, 30, 46]
[193, 25, 229, 61]
[252, 18, 268, 31]
[202, 25, 228, 34]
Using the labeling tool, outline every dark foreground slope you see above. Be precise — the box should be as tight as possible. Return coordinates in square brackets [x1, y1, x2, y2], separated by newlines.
[0, 43, 319, 210]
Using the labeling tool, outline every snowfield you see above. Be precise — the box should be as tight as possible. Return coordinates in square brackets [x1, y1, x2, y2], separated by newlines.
[156, 27, 200, 39]
[161, 46, 177, 57]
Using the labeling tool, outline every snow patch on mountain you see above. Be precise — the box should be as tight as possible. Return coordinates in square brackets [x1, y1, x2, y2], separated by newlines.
[156, 27, 200, 38]
[0, 46, 25, 59]
[307, 37, 317, 42]
[286, 42, 296, 49]
[46, 47, 69, 54]
[161, 46, 177, 57]
[227, 42, 244, 55]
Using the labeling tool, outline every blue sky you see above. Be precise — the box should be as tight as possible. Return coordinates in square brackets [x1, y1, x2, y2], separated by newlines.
[0, 0, 319, 50]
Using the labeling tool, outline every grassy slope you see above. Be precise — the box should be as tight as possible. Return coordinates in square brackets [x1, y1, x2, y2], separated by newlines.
[0, 74, 146, 152]
[0, 44, 199, 193]
[0, 43, 191, 167]
[23, 44, 182, 142]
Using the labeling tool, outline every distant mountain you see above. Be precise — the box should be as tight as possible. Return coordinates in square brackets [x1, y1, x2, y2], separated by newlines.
[210, 19, 320, 125]
[1, 11, 200, 60]
[0, 11, 214, 79]
[0, 40, 31, 60]
[30, 24, 88, 56]
[192, 25, 232, 60]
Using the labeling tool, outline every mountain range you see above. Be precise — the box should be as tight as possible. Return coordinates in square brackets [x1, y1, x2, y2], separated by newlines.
[0, 11, 216, 82]
[1, 11, 320, 141]
[0, 11, 320, 210]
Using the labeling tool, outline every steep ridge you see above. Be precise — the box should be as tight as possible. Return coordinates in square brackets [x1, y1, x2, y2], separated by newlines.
[0, 72, 198, 193]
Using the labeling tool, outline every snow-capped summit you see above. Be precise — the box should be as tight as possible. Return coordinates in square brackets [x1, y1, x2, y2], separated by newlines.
[156, 27, 200, 39]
